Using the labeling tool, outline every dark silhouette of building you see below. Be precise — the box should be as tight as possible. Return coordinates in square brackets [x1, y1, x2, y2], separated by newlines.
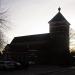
[3, 8, 71, 65]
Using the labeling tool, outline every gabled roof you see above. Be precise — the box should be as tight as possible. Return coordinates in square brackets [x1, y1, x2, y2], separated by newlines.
[48, 8, 70, 25]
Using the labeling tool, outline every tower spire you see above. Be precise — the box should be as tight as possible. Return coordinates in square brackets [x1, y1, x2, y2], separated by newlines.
[58, 7, 61, 12]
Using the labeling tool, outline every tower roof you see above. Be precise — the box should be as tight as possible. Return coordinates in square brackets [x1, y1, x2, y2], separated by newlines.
[49, 8, 70, 25]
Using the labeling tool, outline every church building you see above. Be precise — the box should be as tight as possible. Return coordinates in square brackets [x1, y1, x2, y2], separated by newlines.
[3, 8, 71, 65]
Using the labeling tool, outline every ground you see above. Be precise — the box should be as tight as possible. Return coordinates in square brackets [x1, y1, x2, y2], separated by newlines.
[0, 65, 75, 75]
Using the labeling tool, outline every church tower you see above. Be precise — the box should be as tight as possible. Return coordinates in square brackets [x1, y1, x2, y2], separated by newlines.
[48, 7, 70, 57]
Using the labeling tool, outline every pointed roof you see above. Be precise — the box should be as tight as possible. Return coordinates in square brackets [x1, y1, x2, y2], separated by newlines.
[48, 7, 70, 25]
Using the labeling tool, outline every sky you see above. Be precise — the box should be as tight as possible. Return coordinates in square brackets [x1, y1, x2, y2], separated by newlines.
[1, 0, 75, 51]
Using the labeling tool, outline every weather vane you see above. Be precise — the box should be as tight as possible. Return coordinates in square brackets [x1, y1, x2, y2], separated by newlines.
[58, 7, 61, 12]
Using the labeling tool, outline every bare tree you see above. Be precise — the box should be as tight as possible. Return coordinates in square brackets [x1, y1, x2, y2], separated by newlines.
[0, 11, 8, 51]
[70, 28, 75, 39]
[69, 28, 75, 52]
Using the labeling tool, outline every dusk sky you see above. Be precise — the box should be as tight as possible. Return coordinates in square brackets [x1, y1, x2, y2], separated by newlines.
[1, 0, 75, 51]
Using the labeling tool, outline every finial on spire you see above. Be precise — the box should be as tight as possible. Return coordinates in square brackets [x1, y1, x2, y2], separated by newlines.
[58, 7, 61, 12]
